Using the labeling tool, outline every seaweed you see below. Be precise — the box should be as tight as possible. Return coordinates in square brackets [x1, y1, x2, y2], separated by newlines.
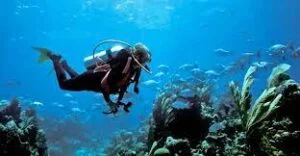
[247, 64, 291, 135]
[229, 64, 293, 135]
[229, 66, 256, 127]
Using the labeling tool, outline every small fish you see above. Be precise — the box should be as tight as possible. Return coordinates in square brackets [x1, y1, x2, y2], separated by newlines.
[252, 61, 270, 68]
[64, 93, 73, 98]
[153, 72, 165, 78]
[268, 44, 293, 58]
[205, 70, 220, 76]
[31, 101, 44, 106]
[190, 68, 203, 75]
[94, 103, 102, 107]
[157, 64, 170, 71]
[191, 68, 202, 72]
[52, 102, 65, 108]
[69, 100, 79, 105]
[214, 48, 232, 56]
[57, 104, 65, 108]
[16, 5, 39, 9]
[179, 64, 197, 71]
[171, 100, 190, 109]
[142, 80, 159, 86]
[71, 107, 85, 113]
[242, 52, 255, 56]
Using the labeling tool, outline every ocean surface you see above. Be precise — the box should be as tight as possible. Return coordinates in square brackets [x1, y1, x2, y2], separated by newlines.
[1, 0, 300, 155]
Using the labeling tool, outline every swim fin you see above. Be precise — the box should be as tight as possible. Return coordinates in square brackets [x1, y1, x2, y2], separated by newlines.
[32, 47, 52, 63]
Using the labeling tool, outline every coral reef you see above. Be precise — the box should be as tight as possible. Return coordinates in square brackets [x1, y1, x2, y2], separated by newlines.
[104, 125, 149, 156]
[104, 63, 300, 156]
[0, 98, 48, 156]
[229, 64, 300, 155]
[148, 78, 214, 148]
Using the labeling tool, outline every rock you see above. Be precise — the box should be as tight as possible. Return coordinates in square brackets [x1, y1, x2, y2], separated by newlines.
[154, 148, 170, 156]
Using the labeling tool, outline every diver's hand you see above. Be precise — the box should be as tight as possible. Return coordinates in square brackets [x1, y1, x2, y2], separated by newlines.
[134, 86, 139, 94]
[108, 101, 118, 114]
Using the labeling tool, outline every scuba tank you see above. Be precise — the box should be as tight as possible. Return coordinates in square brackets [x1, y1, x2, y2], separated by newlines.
[83, 39, 133, 69]
[83, 39, 152, 74]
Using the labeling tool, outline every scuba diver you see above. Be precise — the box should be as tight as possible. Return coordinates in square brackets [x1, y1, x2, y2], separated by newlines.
[34, 40, 152, 114]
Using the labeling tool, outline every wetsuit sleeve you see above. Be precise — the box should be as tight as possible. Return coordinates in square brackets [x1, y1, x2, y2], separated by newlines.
[103, 92, 111, 103]
[117, 86, 128, 102]
[134, 68, 141, 87]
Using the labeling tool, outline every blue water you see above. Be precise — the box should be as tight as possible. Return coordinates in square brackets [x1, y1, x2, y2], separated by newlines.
[1, 0, 300, 154]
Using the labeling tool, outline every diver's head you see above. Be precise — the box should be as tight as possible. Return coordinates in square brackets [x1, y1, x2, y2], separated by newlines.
[132, 43, 152, 73]
[133, 43, 151, 65]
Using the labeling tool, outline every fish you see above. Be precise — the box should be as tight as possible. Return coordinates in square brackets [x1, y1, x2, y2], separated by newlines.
[171, 100, 190, 109]
[153, 72, 165, 78]
[57, 104, 65, 108]
[179, 64, 197, 71]
[16, 5, 39, 9]
[142, 80, 160, 86]
[252, 61, 270, 68]
[93, 103, 102, 107]
[214, 48, 232, 56]
[157, 64, 170, 71]
[268, 43, 293, 58]
[52, 102, 65, 108]
[269, 44, 286, 54]
[242, 52, 255, 56]
[205, 70, 220, 76]
[31, 101, 44, 106]
[191, 68, 202, 72]
[190, 68, 203, 75]
[71, 107, 85, 113]
[64, 93, 73, 98]
[69, 100, 79, 105]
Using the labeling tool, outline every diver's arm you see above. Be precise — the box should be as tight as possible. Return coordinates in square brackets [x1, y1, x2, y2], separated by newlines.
[133, 69, 141, 94]
[117, 86, 127, 102]
[102, 92, 118, 113]
[103, 92, 112, 104]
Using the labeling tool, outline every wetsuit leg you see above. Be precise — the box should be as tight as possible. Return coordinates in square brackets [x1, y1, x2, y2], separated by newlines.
[52, 59, 68, 89]
[56, 69, 105, 92]
[61, 60, 79, 78]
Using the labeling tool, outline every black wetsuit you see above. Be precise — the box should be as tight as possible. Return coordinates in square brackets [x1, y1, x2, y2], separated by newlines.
[52, 49, 141, 98]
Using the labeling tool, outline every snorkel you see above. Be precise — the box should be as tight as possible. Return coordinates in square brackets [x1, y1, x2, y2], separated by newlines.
[92, 39, 152, 74]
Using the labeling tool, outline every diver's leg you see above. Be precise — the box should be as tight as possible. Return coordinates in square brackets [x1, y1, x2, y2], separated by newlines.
[50, 56, 70, 90]
[58, 71, 107, 91]
[61, 60, 79, 78]
[47, 52, 84, 91]
[47, 52, 79, 90]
